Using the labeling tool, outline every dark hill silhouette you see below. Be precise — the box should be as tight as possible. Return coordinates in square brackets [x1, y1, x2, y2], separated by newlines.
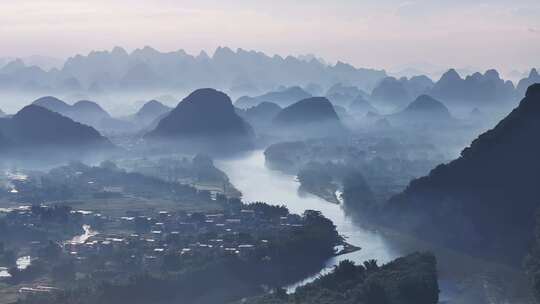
[273, 97, 344, 138]
[385, 83, 540, 263]
[9, 105, 107, 145]
[0, 105, 114, 158]
[235, 86, 312, 108]
[146, 88, 254, 153]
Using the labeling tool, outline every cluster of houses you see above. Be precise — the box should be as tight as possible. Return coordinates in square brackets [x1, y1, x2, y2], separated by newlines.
[62, 205, 304, 272]
[0, 201, 312, 297]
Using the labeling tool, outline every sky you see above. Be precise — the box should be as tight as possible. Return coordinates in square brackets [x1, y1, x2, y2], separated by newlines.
[0, 0, 539, 73]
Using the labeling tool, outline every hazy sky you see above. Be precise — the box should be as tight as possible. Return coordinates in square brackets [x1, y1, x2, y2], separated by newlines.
[1, 0, 539, 72]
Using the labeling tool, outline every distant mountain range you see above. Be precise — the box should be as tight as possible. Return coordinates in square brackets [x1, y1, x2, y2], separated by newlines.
[0, 46, 386, 94]
[429, 69, 517, 107]
[369, 69, 530, 111]
[384, 83, 540, 263]
[0, 47, 537, 115]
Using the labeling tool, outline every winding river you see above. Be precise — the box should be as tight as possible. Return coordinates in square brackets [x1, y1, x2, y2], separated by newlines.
[218, 150, 400, 290]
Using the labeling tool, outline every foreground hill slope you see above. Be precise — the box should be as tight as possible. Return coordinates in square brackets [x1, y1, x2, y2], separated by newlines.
[387, 83, 540, 262]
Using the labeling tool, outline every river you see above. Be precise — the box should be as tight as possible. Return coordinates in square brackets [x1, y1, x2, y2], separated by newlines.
[218, 150, 400, 290]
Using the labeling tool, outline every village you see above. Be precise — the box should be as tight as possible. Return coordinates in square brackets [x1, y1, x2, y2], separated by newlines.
[0, 196, 349, 300]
